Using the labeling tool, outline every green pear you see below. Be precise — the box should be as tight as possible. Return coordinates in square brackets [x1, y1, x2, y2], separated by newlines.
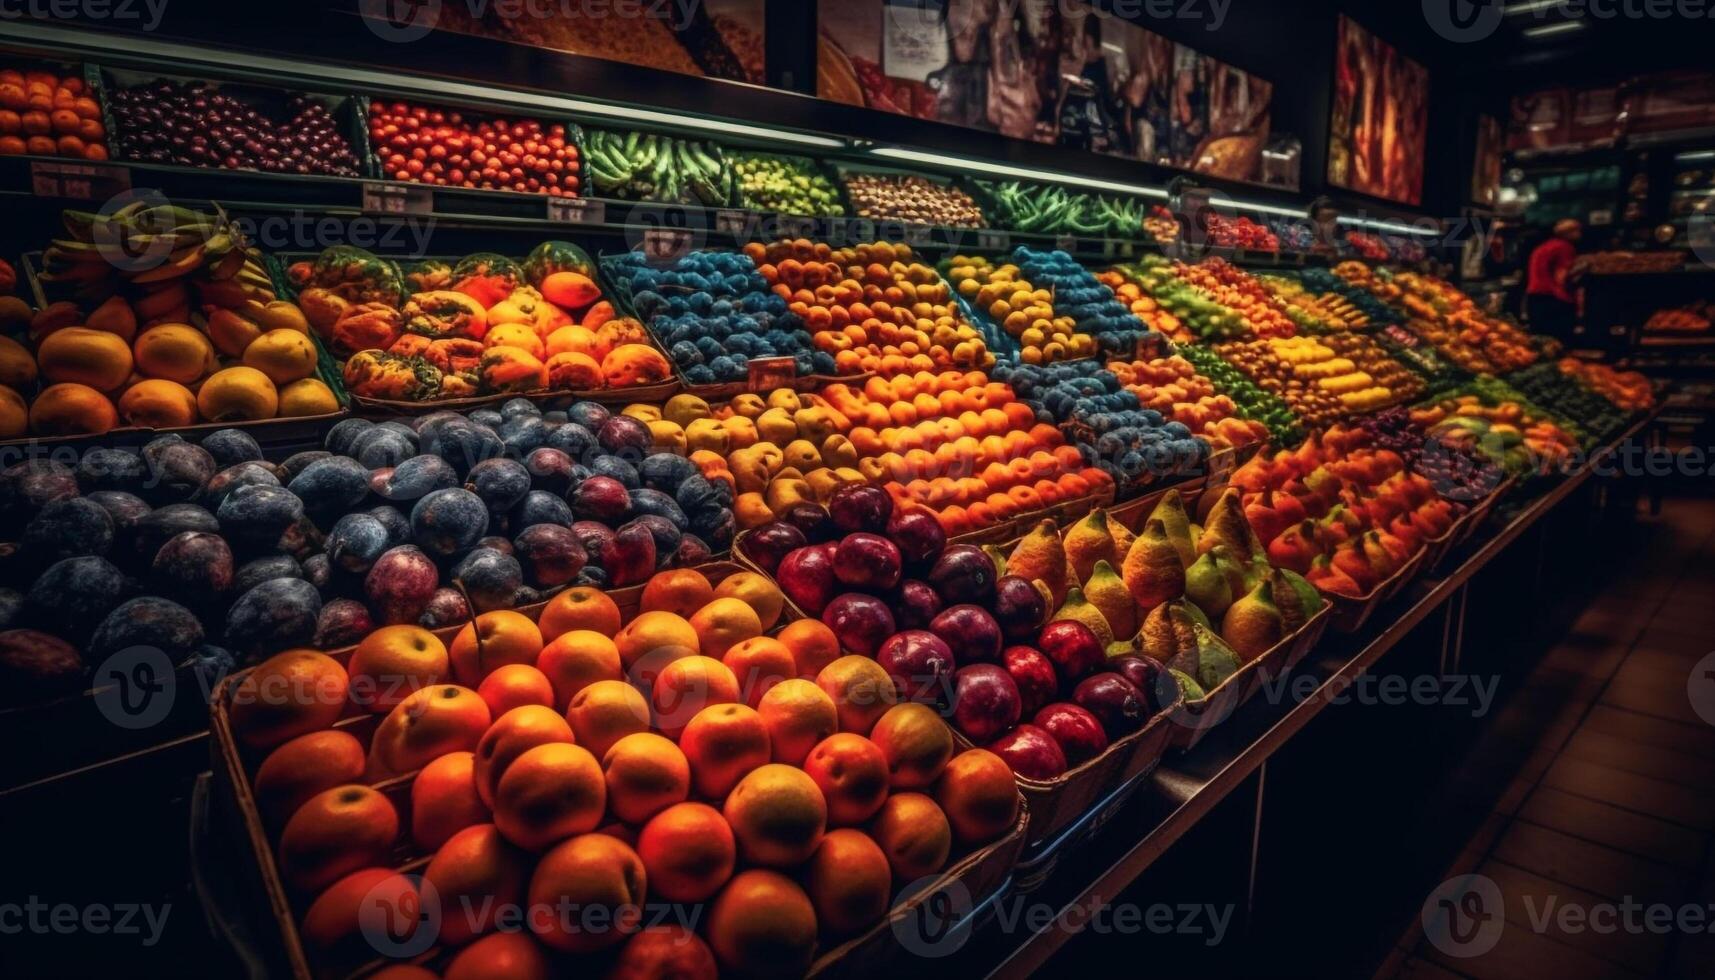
[1184, 551, 1234, 620]
[1169, 623, 1242, 691]
[1269, 568, 1323, 632]
[1221, 580, 1286, 662]
[982, 544, 1008, 580]
[1148, 492, 1197, 568]
[1171, 667, 1207, 702]
[1052, 585, 1114, 647]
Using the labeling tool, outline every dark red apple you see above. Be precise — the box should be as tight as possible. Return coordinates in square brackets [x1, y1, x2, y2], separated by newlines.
[740, 521, 807, 576]
[992, 575, 1048, 643]
[569, 520, 616, 560]
[777, 543, 838, 615]
[987, 723, 1067, 780]
[600, 520, 656, 588]
[1033, 702, 1110, 766]
[364, 545, 439, 625]
[1038, 621, 1105, 687]
[821, 593, 895, 658]
[895, 580, 943, 630]
[887, 506, 947, 567]
[876, 630, 955, 704]
[925, 545, 997, 606]
[833, 533, 903, 591]
[780, 502, 838, 543]
[930, 604, 1003, 665]
[569, 476, 630, 524]
[1110, 655, 1176, 715]
[951, 663, 1021, 743]
[1002, 645, 1059, 718]
[1073, 673, 1147, 737]
[827, 484, 892, 534]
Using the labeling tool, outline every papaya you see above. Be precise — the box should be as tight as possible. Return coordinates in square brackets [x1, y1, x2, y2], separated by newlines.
[134, 324, 218, 385]
[197, 366, 278, 423]
[478, 347, 548, 394]
[29, 382, 117, 436]
[545, 352, 604, 391]
[484, 324, 545, 360]
[601, 344, 671, 388]
[330, 303, 403, 355]
[0, 334, 37, 388]
[403, 291, 488, 341]
[118, 379, 199, 428]
[36, 327, 134, 392]
[540, 271, 601, 312]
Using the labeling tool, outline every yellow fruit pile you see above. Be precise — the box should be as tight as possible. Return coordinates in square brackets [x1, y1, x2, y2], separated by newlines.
[946, 255, 1095, 364]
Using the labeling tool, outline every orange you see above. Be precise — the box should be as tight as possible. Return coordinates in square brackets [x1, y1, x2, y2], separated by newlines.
[933, 748, 1019, 846]
[451, 611, 544, 687]
[706, 870, 818, 978]
[368, 684, 492, 779]
[868, 703, 954, 790]
[868, 792, 951, 881]
[815, 656, 898, 736]
[757, 679, 838, 767]
[443, 931, 553, 980]
[227, 650, 348, 751]
[535, 629, 622, 711]
[803, 733, 890, 826]
[525, 833, 646, 952]
[650, 655, 739, 740]
[566, 679, 652, 760]
[133, 323, 217, 384]
[678, 702, 770, 799]
[422, 823, 531, 946]
[777, 619, 841, 680]
[492, 742, 606, 852]
[35, 326, 133, 391]
[538, 586, 622, 641]
[609, 924, 718, 980]
[252, 729, 365, 827]
[602, 732, 691, 824]
[300, 868, 419, 953]
[242, 327, 319, 384]
[687, 597, 762, 662]
[635, 801, 736, 903]
[722, 763, 826, 868]
[197, 365, 277, 422]
[614, 610, 700, 688]
[277, 784, 399, 893]
[474, 705, 576, 808]
[411, 750, 489, 850]
[805, 828, 892, 936]
[720, 636, 795, 709]
[715, 576, 785, 631]
[476, 663, 556, 717]
[639, 568, 715, 619]
[348, 624, 448, 713]
[117, 378, 197, 428]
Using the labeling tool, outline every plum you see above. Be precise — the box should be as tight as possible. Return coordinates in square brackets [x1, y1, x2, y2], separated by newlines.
[25, 556, 131, 642]
[141, 437, 217, 503]
[375, 454, 459, 503]
[600, 520, 656, 587]
[927, 545, 998, 607]
[276, 451, 333, 483]
[201, 428, 263, 468]
[676, 535, 712, 566]
[1073, 673, 1147, 737]
[126, 503, 219, 567]
[468, 409, 503, 430]
[0, 460, 78, 532]
[75, 447, 147, 494]
[0, 588, 21, 629]
[410, 488, 489, 559]
[688, 506, 735, 551]
[313, 599, 374, 650]
[366, 545, 439, 625]
[777, 502, 836, 543]
[218, 485, 305, 554]
[324, 417, 376, 457]
[514, 490, 574, 529]
[597, 415, 651, 460]
[453, 547, 523, 613]
[566, 401, 610, 432]
[675, 475, 732, 516]
[368, 505, 411, 548]
[570, 476, 630, 524]
[23, 497, 115, 563]
[224, 578, 322, 660]
[570, 521, 616, 559]
[326, 513, 391, 576]
[524, 447, 576, 495]
[465, 458, 532, 514]
[513, 524, 587, 588]
[738, 521, 805, 576]
[0, 630, 84, 707]
[88, 596, 204, 664]
[629, 515, 681, 567]
[640, 454, 698, 494]
[152, 531, 235, 601]
[202, 462, 282, 512]
[545, 422, 597, 461]
[419, 588, 472, 629]
[628, 489, 687, 528]
[424, 418, 503, 475]
[350, 426, 417, 469]
[501, 397, 541, 421]
[86, 491, 151, 532]
[590, 455, 640, 490]
[232, 555, 303, 595]
[499, 416, 548, 457]
[992, 576, 1048, 643]
[302, 553, 331, 591]
[288, 456, 370, 522]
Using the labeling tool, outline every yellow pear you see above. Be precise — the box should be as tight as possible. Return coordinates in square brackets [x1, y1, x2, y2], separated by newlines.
[1122, 518, 1186, 612]
[1064, 509, 1119, 585]
[1084, 560, 1137, 640]
[1008, 520, 1068, 607]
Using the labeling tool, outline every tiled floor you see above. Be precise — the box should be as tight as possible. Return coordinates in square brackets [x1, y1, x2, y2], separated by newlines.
[1379, 497, 1715, 980]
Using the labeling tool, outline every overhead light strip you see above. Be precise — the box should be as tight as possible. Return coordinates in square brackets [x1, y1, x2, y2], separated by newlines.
[1522, 20, 1587, 37]
[1338, 216, 1443, 236]
[1676, 150, 1715, 162]
[1504, 0, 1569, 15]
[868, 147, 1168, 199]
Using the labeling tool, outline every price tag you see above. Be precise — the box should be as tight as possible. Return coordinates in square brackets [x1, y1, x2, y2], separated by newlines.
[362, 182, 433, 216]
[747, 356, 796, 393]
[547, 196, 605, 224]
[714, 209, 751, 238]
[976, 229, 1009, 252]
[904, 224, 932, 247]
[30, 161, 130, 201]
[642, 227, 693, 264]
[1054, 234, 1077, 254]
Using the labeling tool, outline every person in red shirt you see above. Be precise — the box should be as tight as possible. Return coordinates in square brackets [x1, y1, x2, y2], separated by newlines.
[1526, 219, 1582, 341]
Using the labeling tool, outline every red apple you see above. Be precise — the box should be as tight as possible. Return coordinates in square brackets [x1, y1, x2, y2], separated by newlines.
[1037, 621, 1104, 687]
[1110, 655, 1176, 715]
[1002, 645, 1059, 718]
[951, 663, 1021, 743]
[929, 604, 1003, 665]
[895, 579, 943, 630]
[833, 533, 903, 591]
[876, 630, 955, 704]
[777, 543, 839, 616]
[828, 484, 892, 534]
[926, 545, 998, 606]
[1073, 673, 1147, 737]
[740, 520, 807, 576]
[821, 593, 895, 658]
[887, 506, 947, 568]
[780, 502, 838, 542]
[992, 575, 1047, 643]
[987, 723, 1067, 780]
[1033, 702, 1109, 766]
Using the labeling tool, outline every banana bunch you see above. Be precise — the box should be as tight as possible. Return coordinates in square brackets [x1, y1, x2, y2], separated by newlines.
[40, 201, 275, 306]
[582, 129, 733, 207]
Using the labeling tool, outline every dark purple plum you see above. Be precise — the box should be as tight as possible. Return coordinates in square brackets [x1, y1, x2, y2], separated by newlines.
[25, 556, 132, 643]
[375, 455, 459, 503]
[141, 437, 216, 503]
[465, 458, 532, 514]
[152, 531, 234, 601]
[217, 485, 305, 554]
[513, 524, 587, 588]
[326, 513, 391, 576]
[232, 555, 302, 595]
[739, 521, 806, 576]
[524, 447, 576, 495]
[202, 462, 281, 512]
[366, 546, 439, 625]
[514, 490, 574, 529]
[419, 588, 472, 629]
[22, 497, 114, 563]
[287, 456, 370, 521]
[453, 547, 523, 613]
[410, 488, 489, 559]
[570, 476, 630, 524]
[224, 578, 322, 660]
[314, 599, 373, 649]
[75, 447, 146, 494]
[201, 428, 263, 468]
[88, 596, 203, 663]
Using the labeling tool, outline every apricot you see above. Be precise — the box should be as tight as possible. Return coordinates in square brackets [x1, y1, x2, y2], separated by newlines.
[687, 598, 762, 663]
[525, 833, 647, 952]
[476, 663, 556, 717]
[492, 742, 606, 852]
[299, 868, 419, 953]
[721, 636, 795, 709]
[252, 729, 365, 828]
[609, 924, 718, 980]
[815, 656, 898, 736]
[348, 625, 449, 713]
[757, 679, 838, 767]
[369, 684, 492, 779]
[443, 930, 553, 980]
[634, 801, 736, 904]
[538, 586, 622, 641]
[602, 732, 691, 824]
[805, 828, 893, 936]
[638, 568, 714, 619]
[228, 650, 349, 751]
[614, 610, 700, 688]
[774, 619, 841, 681]
[803, 733, 891, 826]
[869, 703, 955, 790]
[421, 823, 532, 947]
[868, 792, 952, 881]
[933, 749, 1019, 846]
[650, 655, 740, 740]
[679, 702, 770, 800]
[277, 784, 399, 893]
[474, 705, 576, 808]
[535, 629, 622, 711]
[566, 679, 652, 760]
[723, 763, 826, 868]
[451, 610, 544, 687]
[411, 751, 489, 850]
[706, 870, 818, 978]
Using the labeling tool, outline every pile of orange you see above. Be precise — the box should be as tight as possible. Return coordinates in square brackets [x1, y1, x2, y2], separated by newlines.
[744, 239, 993, 376]
[0, 66, 108, 160]
[1107, 355, 1269, 451]
[226, 568, 1020, 977]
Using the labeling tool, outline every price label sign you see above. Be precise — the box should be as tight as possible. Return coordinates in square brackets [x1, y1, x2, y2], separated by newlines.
[362, 182, 433, 216]
[31, 161, 130, 201]
[642, 227, 693, 264]
[715, 210, 752, 238]
[548, 196, 606, 225]
[976, 229, 1009, 252]
[747, 356, 797, 393]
